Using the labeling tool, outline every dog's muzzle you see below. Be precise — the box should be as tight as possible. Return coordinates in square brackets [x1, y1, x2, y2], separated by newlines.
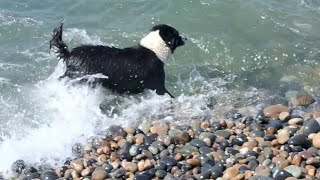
[179, 35, 187, 46]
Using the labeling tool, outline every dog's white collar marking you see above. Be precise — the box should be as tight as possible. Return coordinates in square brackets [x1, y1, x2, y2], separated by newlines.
[140, 30, 171, 63]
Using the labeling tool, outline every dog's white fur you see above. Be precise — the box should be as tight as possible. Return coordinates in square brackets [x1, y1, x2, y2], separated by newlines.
[140, 30, 171, 63]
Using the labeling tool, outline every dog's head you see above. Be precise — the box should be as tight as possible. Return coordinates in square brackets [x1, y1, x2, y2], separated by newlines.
[140, 24, 186, 63]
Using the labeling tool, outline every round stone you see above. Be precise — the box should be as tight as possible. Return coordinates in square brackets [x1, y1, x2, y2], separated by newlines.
[160, 157, 177, 166]
[211, 166, 223, 179]
[222, 167, 239, 179]
[138, 122, 152, 134]
[279, 112, 290, 121]
[274, 169, 293, 180]
[288, 134, 311, 149]
[303, 119, 320, 136]
[284, 165, 302, 178]
[150, 122, 169, 135]
[40, 171, 59, 180]
[263, 104, 290, 118]
[277, 129, 290, 144]
[190, 139, 207, 148]
[214, 130, 232, 139]
[155, 170, 167, 178]
[121, 162, 138, 173]
[199, 132, 215, 141]
[312, 133, 320, 148]
[186, 159, 200, 167]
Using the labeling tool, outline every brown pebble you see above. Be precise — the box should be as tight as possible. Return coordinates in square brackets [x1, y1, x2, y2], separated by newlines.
[71, 170, 80, 179]
[223, 167, 239, 179]
[279, 111, 290, 121]
[306, 157, 320, 165]
[125, 127, 135, 134]
[266, 127, 276, 135]
[175, 153, 182, 161]
[291, 154, 302, 166]
[203, 137, 212, 147]
[97, 154, 107, 164]
[312, 132, 320, 148]
[110, 141, 118, 149]
[96, 147, 104, 155]
[288, 118, 303, 125]
[64, 169, 72, 178]
[81, 167, 93, 177]
[171, 166, 179, 174]
[150, 122, 169, 135]
[308, 133, 316, 140]
[117, 138, 127, 148]
[110, 152, 117, 161]
[135, 137, 144, 145]
[92, 168, 107, 180]
[231, 173, 244, 180]
[305, 165, 316, 176]
[138, 160, 145, 171]
[294, 93, 315, 106]
[71, 160, 84, 173]
[226, 120, 235, 129]
[277, 129, 290, 144]
[111, 161, 120, 169]
[300, 151, 313, 160]
[121, 161, 138, 173]
[102, 145, 110, 154]
[244, 170, 252, 179]
[186, 159, 200, 167]
[200, 121, 210, 129]
[263, 104, 290, 118]
[285, 177, 298, 180]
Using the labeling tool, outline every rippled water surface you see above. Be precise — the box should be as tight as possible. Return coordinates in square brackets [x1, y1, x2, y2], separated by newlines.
[0, 0, 320, 173]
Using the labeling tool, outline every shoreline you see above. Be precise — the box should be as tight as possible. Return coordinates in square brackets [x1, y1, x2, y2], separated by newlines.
[4, 102, 320, 180]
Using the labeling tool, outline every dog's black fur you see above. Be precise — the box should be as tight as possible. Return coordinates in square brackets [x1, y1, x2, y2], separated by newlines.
[50, 23, 186, 98]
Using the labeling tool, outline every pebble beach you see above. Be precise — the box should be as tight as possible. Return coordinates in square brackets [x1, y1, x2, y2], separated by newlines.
[5, 87, 320, 180]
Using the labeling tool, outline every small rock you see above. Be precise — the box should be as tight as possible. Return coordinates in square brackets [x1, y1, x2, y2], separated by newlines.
[303, 119, 320, 136]
[284, 165, 302, 178]
[288, 134, 311, 149]
[263, 104, 290, 118]
[214, 130, 232, 139]
[40, 171, 59, 180]
[274, 169, 293, 180]
[138, 122, 152, 134]
[92, 168, 108, 180]
[150, 122, 169, 135]
[312, 132, 320, 148]
[121, 161, 138, 173]
[222, 167, 239, 179]
[277, 129, 290, 144]
[106, 125, 127, 137]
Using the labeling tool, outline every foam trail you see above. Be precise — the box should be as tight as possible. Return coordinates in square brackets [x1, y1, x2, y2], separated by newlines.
[0, 60, 108, 174]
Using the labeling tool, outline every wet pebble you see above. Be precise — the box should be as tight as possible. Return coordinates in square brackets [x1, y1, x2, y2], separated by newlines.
[288, 134, 311, 149]
[40, 170, 59, 180]
[303, 119, 320, 136]
[190, 139, 207, 148]
[284, 165, 302, 178]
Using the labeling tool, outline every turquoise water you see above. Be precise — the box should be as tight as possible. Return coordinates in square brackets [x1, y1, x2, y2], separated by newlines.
[0, 0, 320, 173]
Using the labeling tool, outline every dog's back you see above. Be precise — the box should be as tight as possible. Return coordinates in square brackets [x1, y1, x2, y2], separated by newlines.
[65, 45, 165, 94]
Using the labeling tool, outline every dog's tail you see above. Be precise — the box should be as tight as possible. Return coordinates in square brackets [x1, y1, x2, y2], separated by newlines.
[50, 21, 70, 60]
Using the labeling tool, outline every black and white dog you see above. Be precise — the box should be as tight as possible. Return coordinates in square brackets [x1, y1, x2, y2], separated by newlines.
[49, 23, 186, 98]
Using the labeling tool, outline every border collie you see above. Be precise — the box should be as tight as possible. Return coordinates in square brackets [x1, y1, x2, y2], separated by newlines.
[49, 23, 186, 98]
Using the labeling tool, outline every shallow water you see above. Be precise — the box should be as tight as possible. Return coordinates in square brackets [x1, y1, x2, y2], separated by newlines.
[0, 0, 320, 173]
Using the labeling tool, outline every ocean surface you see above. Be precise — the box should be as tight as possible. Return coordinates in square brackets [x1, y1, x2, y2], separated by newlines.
[1, 0, 320, 174]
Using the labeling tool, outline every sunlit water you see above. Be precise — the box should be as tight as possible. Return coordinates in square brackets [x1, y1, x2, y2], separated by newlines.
[1, 0, 320, 174]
